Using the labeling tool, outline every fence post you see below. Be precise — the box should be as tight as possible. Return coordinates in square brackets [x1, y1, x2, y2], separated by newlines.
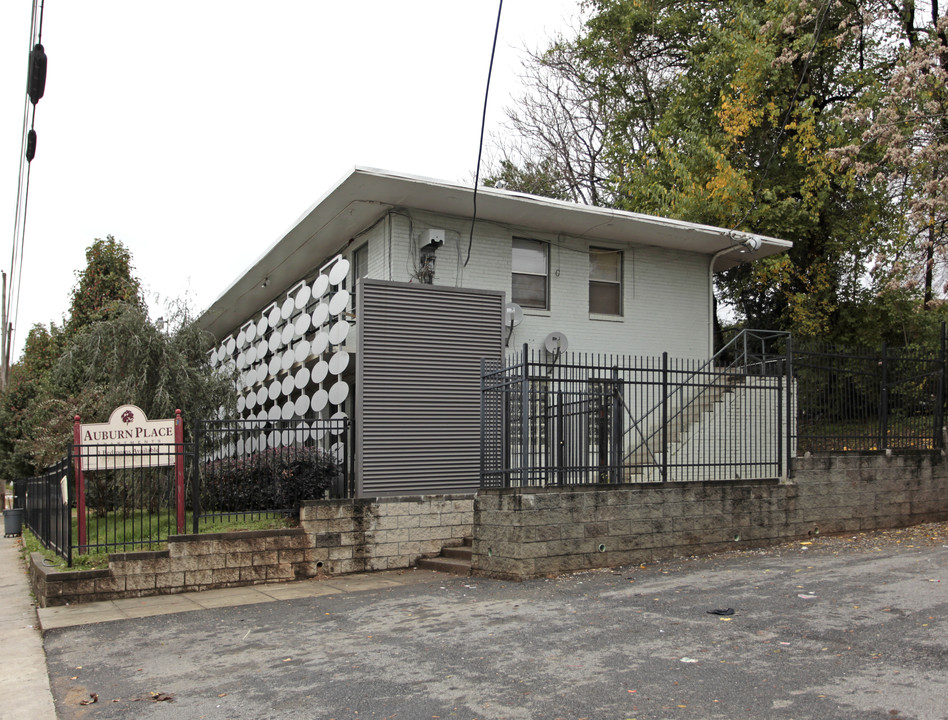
[777, 371, 784, 479]
[936, 322, 946, 449]
[520, 344, 530, 488]
[192, 419, 202, 534]
[72, 415, 86, 550]
[611, 365, 622, 483]
[786, 334, 793, 474]
[175, 409, 185, 534]
[661, 352, 668, 482]
[880, 342, 889, 451]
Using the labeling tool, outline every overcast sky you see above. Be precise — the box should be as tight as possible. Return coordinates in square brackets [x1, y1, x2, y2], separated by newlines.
[0, 1, 580, 360]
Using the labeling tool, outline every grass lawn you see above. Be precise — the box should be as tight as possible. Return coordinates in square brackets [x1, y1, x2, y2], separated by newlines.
[24, 510, 296, 571]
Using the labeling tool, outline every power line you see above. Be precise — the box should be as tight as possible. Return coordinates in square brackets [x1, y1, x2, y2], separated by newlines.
[464, 0, 504, 269]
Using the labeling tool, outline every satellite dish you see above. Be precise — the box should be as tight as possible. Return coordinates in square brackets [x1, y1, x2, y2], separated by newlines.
[544, 331, 569, 354]
[505, 303, 523, 327]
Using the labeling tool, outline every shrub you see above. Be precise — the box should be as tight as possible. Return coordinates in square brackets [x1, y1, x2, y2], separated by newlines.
[201, 444, 340, 513]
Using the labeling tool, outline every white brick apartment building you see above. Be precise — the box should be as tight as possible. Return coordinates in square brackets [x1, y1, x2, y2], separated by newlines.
[198, 167, 791, 496]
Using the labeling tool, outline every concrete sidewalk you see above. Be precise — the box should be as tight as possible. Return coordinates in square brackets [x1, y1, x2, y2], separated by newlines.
[36, 566, 446, 631]
[0, 535, 56, 720]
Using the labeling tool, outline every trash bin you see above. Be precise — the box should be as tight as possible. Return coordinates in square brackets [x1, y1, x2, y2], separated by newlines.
[3, 508, 23, 537]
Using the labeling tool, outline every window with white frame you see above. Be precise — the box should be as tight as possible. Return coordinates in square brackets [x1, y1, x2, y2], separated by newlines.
[589, 247, 622, 316]
[512, 238, 549, 309]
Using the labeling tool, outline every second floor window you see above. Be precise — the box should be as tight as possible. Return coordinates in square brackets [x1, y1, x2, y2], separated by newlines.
[512, 238, 549, 309]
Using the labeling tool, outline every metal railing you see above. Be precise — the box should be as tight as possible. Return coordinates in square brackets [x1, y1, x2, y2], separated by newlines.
[16, 416, 351, 565]
[14, 457, 72, 565]
[481, 332, 792, 488]
[193, 416, 351, 531]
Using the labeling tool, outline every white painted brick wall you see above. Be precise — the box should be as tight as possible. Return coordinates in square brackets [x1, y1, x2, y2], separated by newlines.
[366, 210, 713, 360]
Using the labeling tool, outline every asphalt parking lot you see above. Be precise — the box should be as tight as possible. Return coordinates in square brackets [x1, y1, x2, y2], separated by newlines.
[44, 526, 948, 720]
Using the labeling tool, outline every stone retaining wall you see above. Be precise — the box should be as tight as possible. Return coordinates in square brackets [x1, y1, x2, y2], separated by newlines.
[30, 494, 474, 607]
[472, 453, 948, 579]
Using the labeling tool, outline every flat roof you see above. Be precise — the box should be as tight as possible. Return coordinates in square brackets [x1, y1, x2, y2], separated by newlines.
[198, 167, 791, 340]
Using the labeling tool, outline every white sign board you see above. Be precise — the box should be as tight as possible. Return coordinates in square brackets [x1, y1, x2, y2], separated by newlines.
[78, 405, 177, 471]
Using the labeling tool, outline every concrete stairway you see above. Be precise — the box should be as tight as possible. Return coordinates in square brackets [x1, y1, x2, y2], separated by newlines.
[416, 537, 472, 575]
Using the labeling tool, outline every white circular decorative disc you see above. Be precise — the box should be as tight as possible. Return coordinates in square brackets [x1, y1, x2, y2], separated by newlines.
[328, 320, 350, 345]
[311, 331, 329, 356]
[255, 363, 268, 385]
[281, 297, 295, 320]
[311, 422, 326, 442]
[294, 366, 311, 390]
[268, 306, 282, 328]
[281, 400, 295, 420]
[245, 346, 257, 365]
[330, 410, 348, 434]
[268, 379, 281, 401]
[268, 355, 281, 377]
[311, 389, 329, 413]
[281, 323, 294, 346]
[268, 431, 280, 448]
[256, 339, 268, 359]
[237, 395, 246, 413]
[256, 409, 268, 423]
[329, 289, 349, 315]
[237, 330, 247, 348]
[281, 375, 295, 396]
[311, 303, 329, 328]
[328, 258, 350, 286]
[236, 438, 246, 455]
[311, 274, 330, 300]
[243, 372, 254, 390]
[294, 395, 310, 416]
[311, 360, 329, 385]
[294, 312, 311, 337]
[328, 350, 350, 376]
[281, 429, 295, 446]
[256, 316, 268, 335]
[236, 352, 246, 369]
[294, 340, 311, 364]
[268, 331, 282, 354]
[268, 405, 281, 421]
[295, 283, 311, 310]
[225, 337, 236, 355]
[246, 389, 257, 409]
[328, 380, 349, 406]
[281, 348, 295, 373]
[245, 324, 257, 343]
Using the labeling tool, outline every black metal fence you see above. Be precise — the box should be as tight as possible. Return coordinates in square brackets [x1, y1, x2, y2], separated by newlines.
[482, 332, 792, 488]
[14, 457, 72, 565]
[17, 416, 351, 565]
[794, 341, 945, 454]
[194, 417, 351, 530]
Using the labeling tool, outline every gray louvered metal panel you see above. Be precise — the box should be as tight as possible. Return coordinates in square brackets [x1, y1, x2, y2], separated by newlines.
[356, 279, 504, 496]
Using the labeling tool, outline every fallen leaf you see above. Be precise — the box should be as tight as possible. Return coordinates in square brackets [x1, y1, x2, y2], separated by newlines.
[79, 694, 98, 706]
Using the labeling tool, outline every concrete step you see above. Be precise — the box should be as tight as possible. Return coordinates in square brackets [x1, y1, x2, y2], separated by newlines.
[416, 538, 472, 575]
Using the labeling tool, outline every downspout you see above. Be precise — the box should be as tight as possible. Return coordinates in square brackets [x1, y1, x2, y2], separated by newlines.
[708, 235, 762, 358]
[708, 246, 735, 359]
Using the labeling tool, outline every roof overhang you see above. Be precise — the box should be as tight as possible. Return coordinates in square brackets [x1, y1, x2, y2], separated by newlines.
[198, 166, 791, 340]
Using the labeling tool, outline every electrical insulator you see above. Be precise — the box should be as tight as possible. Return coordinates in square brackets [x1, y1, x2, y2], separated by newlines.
[26, 130, 36, 162]
[28, 43, 47, 105]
